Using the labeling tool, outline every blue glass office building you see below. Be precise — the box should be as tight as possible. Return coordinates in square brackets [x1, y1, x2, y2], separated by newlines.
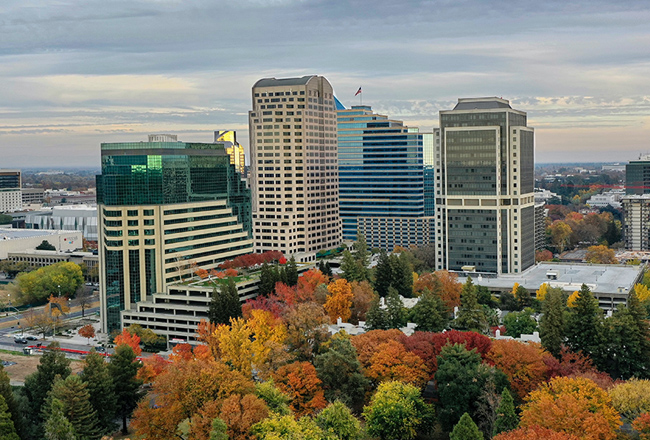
[338, 106, 434, 250]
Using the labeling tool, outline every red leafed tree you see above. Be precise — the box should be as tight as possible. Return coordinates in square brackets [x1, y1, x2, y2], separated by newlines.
[168, 343, 194, 363]
[273, 361, 327, 417]
[493, 425, 580, 440]
[487, 339, 549, 401]
[195, 268, 209, 279]
[219, 251, 284, 269]
[278, 256, 287, 265]
[78, 324, 95, 344]
[113, 328, 142, 356]
[297, 269, 329, 295]
[224, 268, 238, 277]
[242, 296, 286, 319]
[137, 354, 169, 383]
[544, 346, 597, 378]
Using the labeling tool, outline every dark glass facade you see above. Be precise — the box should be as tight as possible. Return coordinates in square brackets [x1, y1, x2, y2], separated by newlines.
[0, 171, 20, 190]
[626, 160, 650, 195]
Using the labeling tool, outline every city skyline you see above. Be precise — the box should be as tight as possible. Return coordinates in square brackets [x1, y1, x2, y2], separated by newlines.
[2, 0, 650, 167]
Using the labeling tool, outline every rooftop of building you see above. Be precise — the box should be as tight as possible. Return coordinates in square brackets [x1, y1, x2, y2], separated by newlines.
[622, 194, 650, 200]
[455, 262, 643, 295]
[453, 97, 512, 110]
[253, 75, 317, 88]
[0, 228, 78, 240]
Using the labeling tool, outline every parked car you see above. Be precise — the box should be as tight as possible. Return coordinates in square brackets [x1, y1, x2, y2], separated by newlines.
[25, 335, 38, 341]
[13, 337, 27, 344]
[95, 346, 106, 352]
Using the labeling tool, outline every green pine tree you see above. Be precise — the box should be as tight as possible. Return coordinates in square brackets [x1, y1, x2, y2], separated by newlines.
[318, 260, 333, 277]
[108, 344, 143, 435]
[386, 287, 407, 329]
[514, 285, 533, 309]
[23, 342, 72, 438]
[493, 388, 518, 436]
[259, 263, 277, 296]
[0, 395, 19, 440]
[209, 278, 242, 325]
[365, 295, 389, 330]
[374, 250, 393, 297]
[340, 250, 359, 282]
[409, 289, 449, 332]
[565, 284, 605, 367]
[0, 366, 24, 439]
[43, 398, 76, 440]
[454, 277, 488, 333]
[390, 253, 414, 298]
[285, 257, 299, 287]
[450, 413, 483, 440]
[539, 287, 566, 357]
[80, 351, 116, 434]
[44, 376, 100, 440]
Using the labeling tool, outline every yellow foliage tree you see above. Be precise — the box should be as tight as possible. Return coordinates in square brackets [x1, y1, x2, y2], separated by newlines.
[215, 318, 254, 377]
[609, 379, 650, 422]
[324, 278, 354, 323]
[585, 245, 618, 264]
[567, 291, 579, 308]
[521, 376, 621, 440]
[536, 283, 549, 301]
[512, 283, 520, 296]
[634, 284, 650, 303]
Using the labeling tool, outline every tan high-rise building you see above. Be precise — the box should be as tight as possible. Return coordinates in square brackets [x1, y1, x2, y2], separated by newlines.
[249, 75, 341, 261]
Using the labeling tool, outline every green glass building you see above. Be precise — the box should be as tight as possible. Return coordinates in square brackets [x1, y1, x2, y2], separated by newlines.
[97, 135, 253, 333]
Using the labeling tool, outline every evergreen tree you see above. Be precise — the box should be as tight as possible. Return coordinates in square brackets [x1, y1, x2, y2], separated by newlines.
[278, 264, 288, 285]
[318, 260, 333, 277]
[44, 376, 100, 440]
[374, 250, 393, 297]
[386, 287, 407, 329]
[80, 351, 116, 434]
[0, 366, 24, 439]
[539, 287, 566, 357]
[450, 413, 483, 440]
[514, 285, 533, 309]
[209, 278, 242, 325]
[285, 256, 299, 287]
[23, 342, 71, 439]
[0, 395, 19, 440]
[602, 220, 621, 246]
[409, 289, 449, 332]
[454, 277, 488, 333]
[476, 285, 498, 308]
[259, 263, 276, 296]
[352, 233, 370, 269]
[365, 295, 389, 330]
[44, 399, 76, 440]
[340, 250, 360, 282]
[493, 388, 518, 436]
[314, 334, 369, 412]
[108, 344, 143, 435]
[390, 253, 414, 298]
[565, 284, 605, 367]
[225, 277, 242, 320]
[503, 308, 538, 338]
[499, 291, 520, 311]
[602, 291, 650, 379]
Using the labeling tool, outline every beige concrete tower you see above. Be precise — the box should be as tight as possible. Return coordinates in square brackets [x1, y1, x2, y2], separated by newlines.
[249, 75, 341, 261]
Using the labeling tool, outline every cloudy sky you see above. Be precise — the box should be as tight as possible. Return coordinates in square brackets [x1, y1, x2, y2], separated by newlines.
[1, 0, 649, 167]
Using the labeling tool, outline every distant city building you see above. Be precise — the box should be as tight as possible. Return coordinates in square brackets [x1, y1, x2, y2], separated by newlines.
[626, 155, 650, 195]
[622, 195, 650, 250]
[435, 97, 535, 274]
[249, 75, 341, 261]
[7, 249, 98, 274]
[45, 188, 97, 206]
[24, 205, 98, 241]
[0, 170, 22, 213]
[337, 105, 434, 250]
[534, 188, 559, 204]
[215, 130, 247, 177]
[0, 228, 81, 259]
[586, 189, 625, 209]
[602, 164, 626, 172]
[22, 188, 45, 206]
[96, 135, 253, 333]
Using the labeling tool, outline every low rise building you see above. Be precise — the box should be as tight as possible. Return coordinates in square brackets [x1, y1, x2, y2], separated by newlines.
[7, 249, 98, 272]
[586, 189, 625, 209]
[0, 228, 82, 259]
[24, 205, 98, 241]
[455, 262, 644, 311]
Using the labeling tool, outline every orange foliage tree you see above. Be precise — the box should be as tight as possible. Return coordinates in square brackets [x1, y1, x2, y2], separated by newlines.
[273, 361, 327, 417]
[433, 270, 462, 309]
[137, 354, 169, 384]
[113, 328, 142, 356]
[365, 340, 429, 388]
[132, 358, 255, 440]
[298, 269, 329, 295]
[219, 393, 270, 440]
[78, 324, 95, 344]
[349, 280, 375, 324]
[487, 339, 549, 401]
[633, 413, 650, 440]
[324, 278, 354, 323]
[350, 329, 405, 367]
[520, 376, 621, 440]
[494, 425, 580, 440]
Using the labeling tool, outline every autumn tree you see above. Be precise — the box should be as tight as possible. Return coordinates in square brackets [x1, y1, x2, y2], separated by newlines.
[487, 340, 548, 402]
[609, 379, 650, 422]
[77, 324, 95, 344]
[549, 220, 572, 253]
[15, 261, 84, 304]
[255, 381, 291, 416]
[633, 413, 650, 440]
[314, 333, 369, 412]
[218, 393, 269, 440]
[113, 328, 142, 356]
[350, 329, 405, 368]
[273, 361, 327, 418]
[324, 278, 354, 323]
[493, 426, 580, 440]
[565, 284, 605, 368]
[450, 413, 483, 440]
[251, 412, 324, 440]
[520, 376, 621, 440]
[536, 249, 554, 262]
[349, 280, 375, 324]
[365, 340, 430, 388]
[585, 245, 618, 264]
[284, 302, 330, 361]
[315, 401, 363, 440]
[108, 344, 143, 435]
[492, 388, 518, 436]
[540, 286, 567, 357]
[362, 381, 433, 440]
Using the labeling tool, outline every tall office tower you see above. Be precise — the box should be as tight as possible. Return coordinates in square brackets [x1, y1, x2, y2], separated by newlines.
[435, 97, 535, 274]
[337, 105, 435, 250]
[0, 170, 22, 213]
[625, 155, 650, 195]
[96, 136, 253, 333]
[216, 130, 246, 176]
[249, 76, 341, 261]
[622, 195, 650, 250]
